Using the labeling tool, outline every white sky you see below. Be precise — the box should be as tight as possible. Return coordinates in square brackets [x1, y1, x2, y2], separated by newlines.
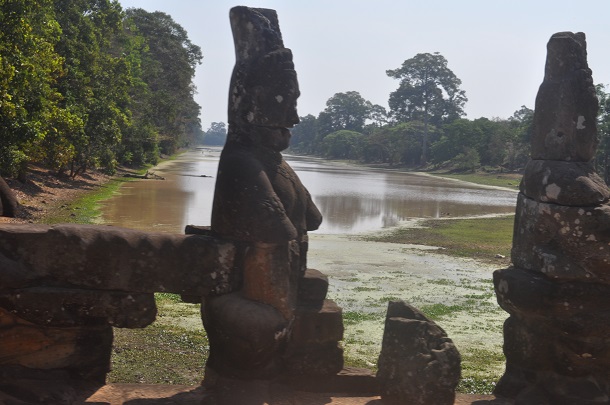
[118, 1, 610, 130]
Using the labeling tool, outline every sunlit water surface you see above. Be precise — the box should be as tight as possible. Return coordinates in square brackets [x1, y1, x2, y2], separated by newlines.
[99, 148, 517, 234]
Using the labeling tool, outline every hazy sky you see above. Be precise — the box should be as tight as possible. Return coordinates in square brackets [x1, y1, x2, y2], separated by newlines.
[118, 1, 610, 130]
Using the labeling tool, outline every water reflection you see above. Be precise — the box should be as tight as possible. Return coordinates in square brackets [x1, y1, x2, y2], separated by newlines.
[99, 149, 517, 234]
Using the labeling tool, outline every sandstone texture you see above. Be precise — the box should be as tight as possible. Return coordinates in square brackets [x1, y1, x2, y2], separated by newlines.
[202, 7, 340, 395]
[494, 31, 610, 404]
[376, 301, 461, 405]
[0, 223, 236, 383]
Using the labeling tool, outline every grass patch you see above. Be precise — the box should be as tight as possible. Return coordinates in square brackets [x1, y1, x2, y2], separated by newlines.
[343, 311, 382, 325]
[353, 286, 379, 292]
[43, 178, 128, 224]
[458, 347, 506, 394]
[419, 303, 464, 321]
[343, 352, 377, 370]
[427, 278, 457, 286]
[155, 292, 184, 303]
[365, 216, 514, 264]
[110, 323, 208, 385]
[431, 172, 521, 190]
[109, 293, 207, 385]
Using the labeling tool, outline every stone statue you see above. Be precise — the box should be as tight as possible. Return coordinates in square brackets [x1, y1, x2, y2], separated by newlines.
[202, 6, 323, 383]
[494, 32, 610, 404]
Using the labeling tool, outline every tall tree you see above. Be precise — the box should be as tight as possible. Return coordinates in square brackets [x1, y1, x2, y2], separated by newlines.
[318, 91, 373, 134]
[387, 52, 467, 164]
[0, 0, 67, 178]
[290, 114, 318, 153]
[506, 105, 534, 170]
[53, 0, 129, 176]
[364, 122, 427, 165]
[203, 122, 227, 146]
[125, 8, 203, 155]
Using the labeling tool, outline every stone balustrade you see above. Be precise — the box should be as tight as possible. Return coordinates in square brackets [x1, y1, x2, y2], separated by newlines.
[0, 223, 236, 382]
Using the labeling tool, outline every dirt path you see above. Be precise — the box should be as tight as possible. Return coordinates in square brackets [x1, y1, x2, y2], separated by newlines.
[0, 165, 111, 224]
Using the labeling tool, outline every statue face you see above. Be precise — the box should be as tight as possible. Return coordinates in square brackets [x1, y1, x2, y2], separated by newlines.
[258, 127, 292, 151]
[242, 48, 300, 128]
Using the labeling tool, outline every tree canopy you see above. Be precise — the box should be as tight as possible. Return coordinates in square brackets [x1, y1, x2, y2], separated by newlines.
[318, 91, 373, 133]
[202, 122, 227, 146]
[387, 52, 467, 125]
[287, 51, 540, 172]
[387, 52, 467, 164]
[0, 1, 203, 178]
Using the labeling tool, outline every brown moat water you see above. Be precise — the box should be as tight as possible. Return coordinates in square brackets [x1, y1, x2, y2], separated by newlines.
[99, 148, 517, 233]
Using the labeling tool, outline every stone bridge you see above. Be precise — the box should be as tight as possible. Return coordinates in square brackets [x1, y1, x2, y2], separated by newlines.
[0, 7, 609, 405]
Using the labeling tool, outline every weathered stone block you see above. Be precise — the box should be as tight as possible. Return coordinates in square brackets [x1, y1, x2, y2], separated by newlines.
[0, 308, 112, 383]
[0, 287, 156, 328]
[297, 268, 328, 304]
[494, 267, 610, 337]
[499, 316, 552, 373]
[289, 299, 343, 347]
[0, 366, 101, 405]
[377, 301, 460, 405]
[530, 32, 598, 162]
[497, 316, 610, 404]
[201, 293, 288, 380]
[241, 242, 296, 320]
[520, 160, 609, 205]
[0, 224, 235, 295]
[495, 31, 610, 405]
[512, 193, 610, 283]
[283, 342, 344, 376]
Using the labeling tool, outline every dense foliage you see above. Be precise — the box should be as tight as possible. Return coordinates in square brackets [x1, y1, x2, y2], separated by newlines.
[0, 0, 203, 178]
[596, 84, 610, 183]
[201, 122, 227, 146]
[285, 53, 610, 174]
[288, 87, 534, 173]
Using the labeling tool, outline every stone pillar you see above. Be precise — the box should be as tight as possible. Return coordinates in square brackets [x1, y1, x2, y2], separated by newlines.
[284, 269, 344, 376]
[493, 32, 610, 404]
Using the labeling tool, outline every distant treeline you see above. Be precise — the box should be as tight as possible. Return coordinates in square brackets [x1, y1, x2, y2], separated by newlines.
[0, 0, 203, 179]
[205, 53, 610, 180]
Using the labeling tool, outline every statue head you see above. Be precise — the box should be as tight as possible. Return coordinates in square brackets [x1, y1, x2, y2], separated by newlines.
[227, 7, 300, 147]
[544, 32, 589, 81]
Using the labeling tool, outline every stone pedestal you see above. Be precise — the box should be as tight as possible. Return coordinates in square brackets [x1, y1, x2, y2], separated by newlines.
[493, 31, 610, 404]
[284, 269, 344, 376]
[0, 308, 114, 383]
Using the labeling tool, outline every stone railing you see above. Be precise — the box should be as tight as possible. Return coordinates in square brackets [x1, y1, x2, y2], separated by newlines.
[0, 223, 236, 382]
[0, 222, 345, 391]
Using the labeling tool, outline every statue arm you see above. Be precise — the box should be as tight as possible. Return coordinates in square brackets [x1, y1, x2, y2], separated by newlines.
[212, 152, 298, 243]
[305, 191, 322, 232]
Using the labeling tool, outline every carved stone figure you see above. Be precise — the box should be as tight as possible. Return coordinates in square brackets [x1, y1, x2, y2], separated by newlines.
[211, 6, 322, 316]
[0, 8, 342, 400]
[203, 6, 332, 384]
[494, 32, 610, 404]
